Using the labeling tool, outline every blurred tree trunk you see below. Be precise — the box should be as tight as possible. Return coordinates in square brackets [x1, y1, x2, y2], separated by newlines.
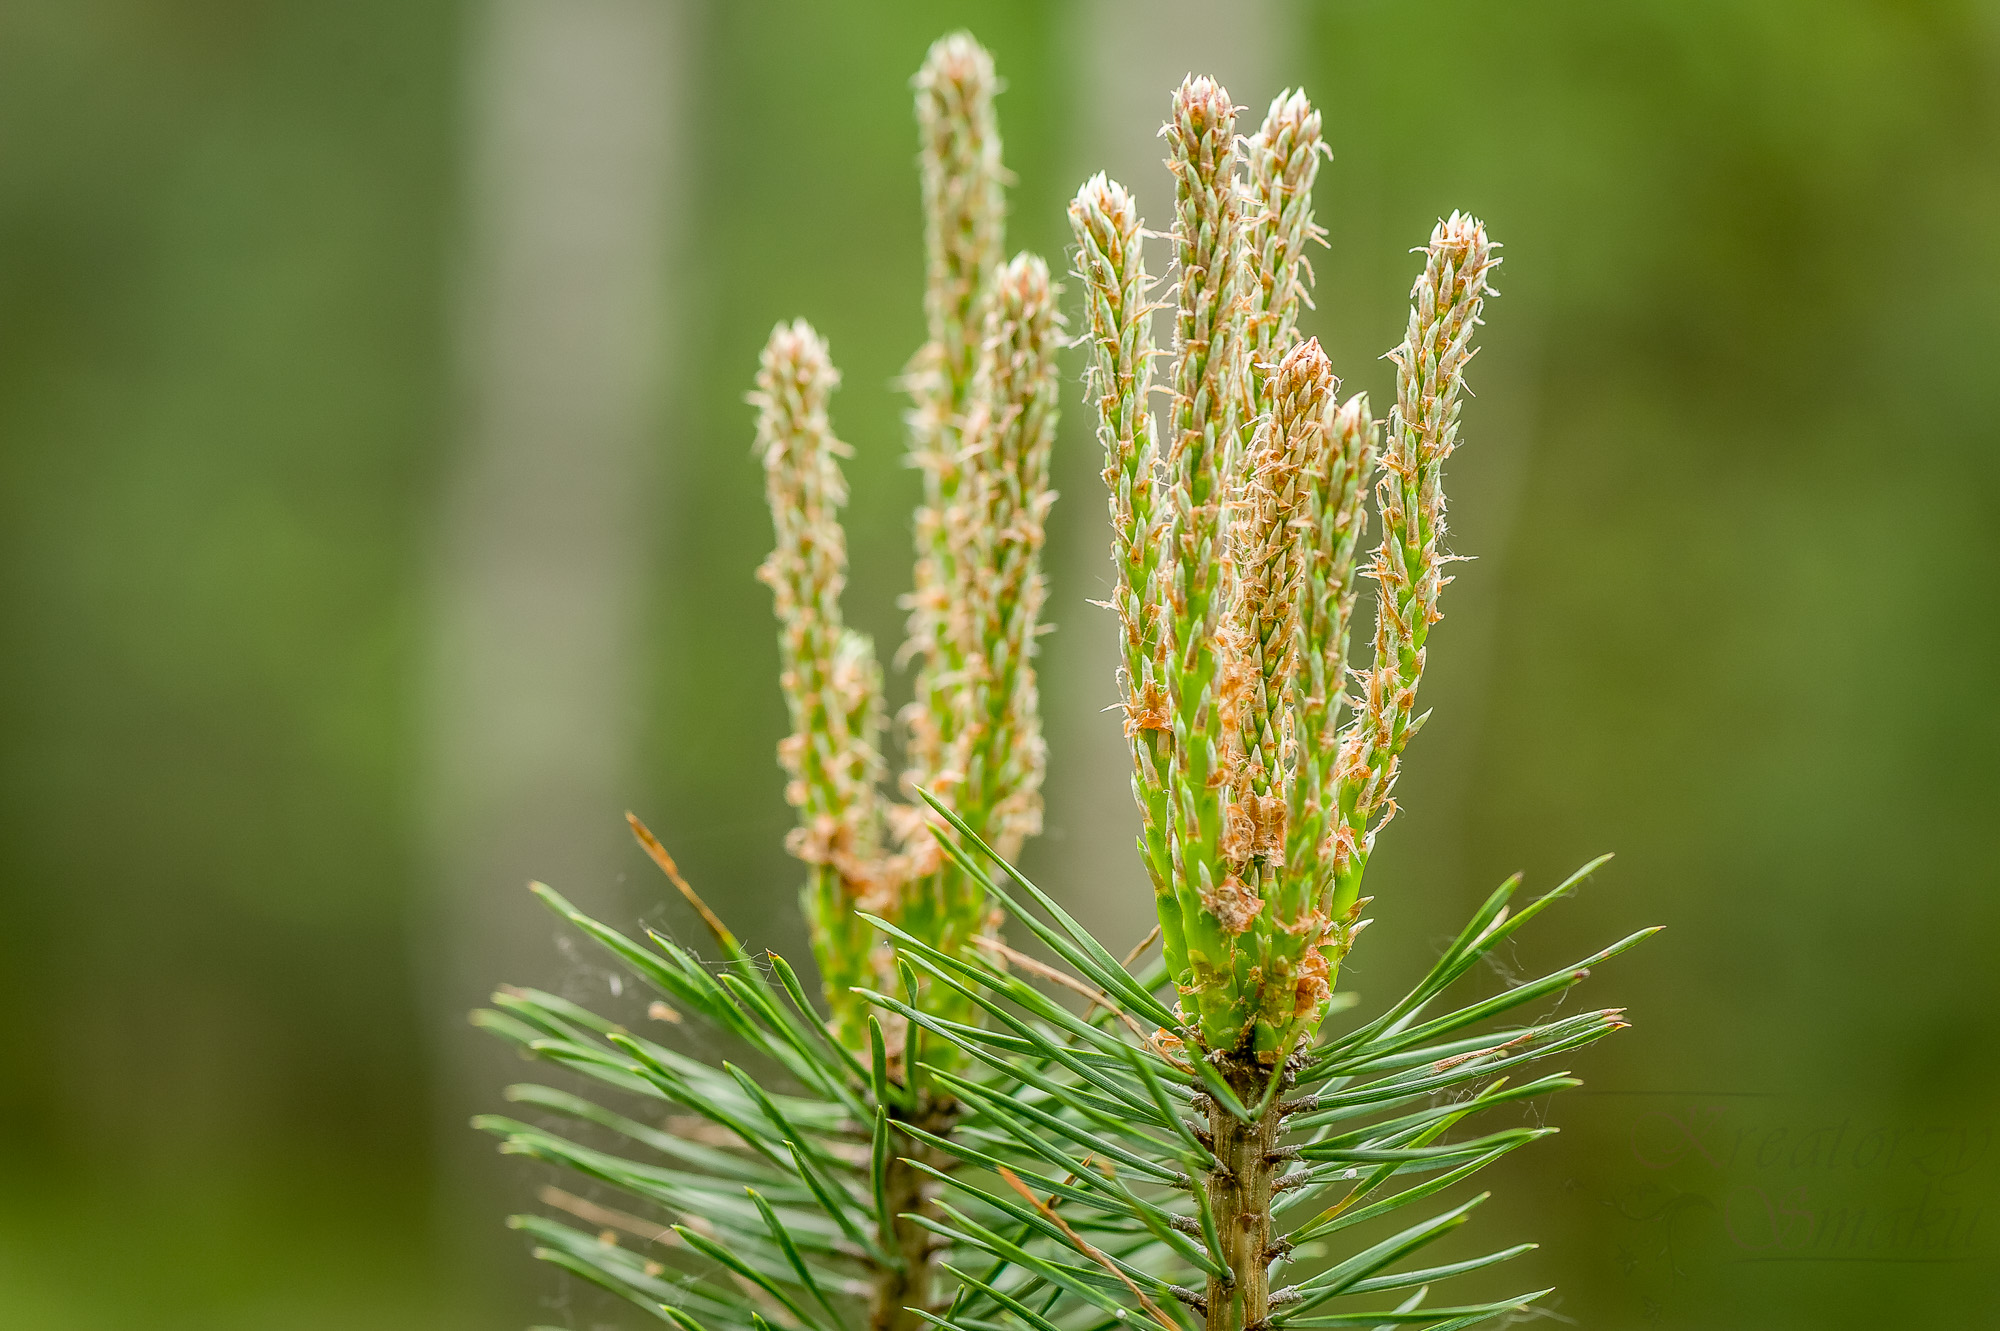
[422, 0, 684, 1311]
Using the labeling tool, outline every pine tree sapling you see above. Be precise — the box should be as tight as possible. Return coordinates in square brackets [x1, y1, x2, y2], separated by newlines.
[473, 31, 1060, 1331]
[876, 73, 1654, 1331]
[468, 34, 1653, 1331]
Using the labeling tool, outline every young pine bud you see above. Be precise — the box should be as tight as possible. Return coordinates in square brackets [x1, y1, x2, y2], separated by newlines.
[902, 31, 1007, 821]
[947, 252, 1061, 862]
[752, 320, 892, 1048]
[1327, 214, 1499, 937]
[1225, 338, 1343, 1063]
[1242, 89, 1329, 420]
[1068, 173, 1173, 901]
[1230, 336, 1337, 807]
[894, 254, 1060, 1078]
[1288, 391, 1379, 894]
[1160, 75, 1255, 1051]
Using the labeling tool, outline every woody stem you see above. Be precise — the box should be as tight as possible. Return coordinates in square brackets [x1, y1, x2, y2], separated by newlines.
[1204, 1061, 1287, 1331]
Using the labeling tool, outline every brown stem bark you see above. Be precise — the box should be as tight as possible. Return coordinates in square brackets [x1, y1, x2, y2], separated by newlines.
[870, 1101, 953, 1331]
[1204, 1064, 1288, 1331]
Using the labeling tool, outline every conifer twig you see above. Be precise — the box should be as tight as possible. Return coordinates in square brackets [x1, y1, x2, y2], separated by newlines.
[946, 253, 1062, 861]
[889, 37, 1062, 1081]
[1159, 76, 1253, 1052]
[1069, 172, 1172, 901]
[1241, 89, 1329, 420]
[1288, 392, 1379, 906]
[896, 252, 1061, 1070]
[1327, 215, 1500, 956]
[904, 33, 1007, 810]
[753, 319, 892, 1045]
[483, 44, 1642, 1331]
[1225, 338, 1340, 1059]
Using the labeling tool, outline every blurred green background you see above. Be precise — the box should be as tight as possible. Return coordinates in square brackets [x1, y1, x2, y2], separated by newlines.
[3, 1, 1995, 1327]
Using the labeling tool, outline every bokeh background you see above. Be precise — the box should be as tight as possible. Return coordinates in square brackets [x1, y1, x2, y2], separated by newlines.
[3, 1, 1996, 1328]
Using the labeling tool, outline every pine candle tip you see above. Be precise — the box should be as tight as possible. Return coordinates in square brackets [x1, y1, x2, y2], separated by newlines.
[758, 318, 836, 389]
[1072, 171, 1135, 222]
[996, 250, 1053, 305]
[1275, 335, 1333, 390]
[916, 31, 997, 99]
[1173, 74, 1236, 131]
[1331, 389, 1371, 432]
[1264, 87, 1315, 128]
[1430, 211, 1498, 278]
[1256, 88, 1326, 163]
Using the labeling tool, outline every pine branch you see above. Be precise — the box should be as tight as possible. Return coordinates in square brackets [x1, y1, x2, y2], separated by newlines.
[876, 66, 1644, 1331]
[1223, 338, 1340, 1063]
[895, 33, 1060, 1089]
[480, 32, 1066, 1331]
[902, 31, 1009, 819]
[859, 830, 1645, 1331]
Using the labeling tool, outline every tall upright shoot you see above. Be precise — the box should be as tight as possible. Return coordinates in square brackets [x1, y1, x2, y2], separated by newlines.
[895, 37, 1059, 1068]
[753, 321, 891, 1050]
[1070, 78, 1510, 1327]
[476, 31, 1062, 1331]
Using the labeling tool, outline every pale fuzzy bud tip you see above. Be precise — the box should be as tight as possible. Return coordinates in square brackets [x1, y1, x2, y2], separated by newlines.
[1262, 87, 1316, 139]
[1172, 75, 1237, 139]
[996, 251, 1053, 312]
[916, 30, 997, 102]
[1331, 391, 1370, 438]
[1072, 172, 1138, 233]
[1272, 336, 1335, 405]
[1429, 211, 1498, 296]
[760, 319, 837, 399]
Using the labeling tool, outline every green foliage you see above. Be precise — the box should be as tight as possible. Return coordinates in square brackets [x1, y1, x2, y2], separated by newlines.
[471, 821, 1647, 1331]
[475, 30, 1650, 1331]
[477, 31, 1073, 1331]
[750, 31, 1060, 1078]
[1044, 65, 1650, 1330]
[476, 881, 906, 1328]
[868, 803, 1651, 1331]
[1076, 77, 1508, 1066]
